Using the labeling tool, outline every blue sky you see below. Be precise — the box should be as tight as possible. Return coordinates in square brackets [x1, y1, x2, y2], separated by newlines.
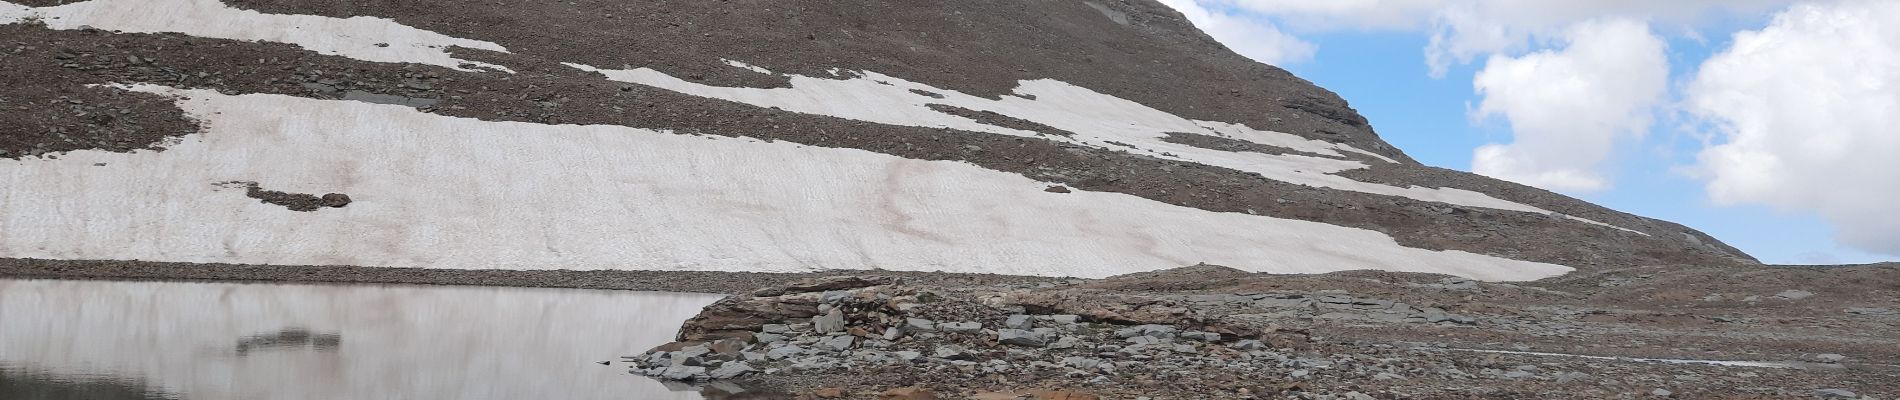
[1176, 1, 1900, 265]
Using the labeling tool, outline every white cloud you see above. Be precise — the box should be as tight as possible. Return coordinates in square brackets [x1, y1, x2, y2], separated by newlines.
[1466, 18, 1669, 193]
[1178, 0, 1790, 75]
[1155, 0, 1315, 65]
[1686, 1, 1900, 256]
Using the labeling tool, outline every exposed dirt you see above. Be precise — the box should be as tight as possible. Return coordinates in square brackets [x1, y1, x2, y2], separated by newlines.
[925, 103, 1076, 138]
[217, 181, 350, 211]
[0, 30, 201, 159]
[1159, 131, 1319, 158]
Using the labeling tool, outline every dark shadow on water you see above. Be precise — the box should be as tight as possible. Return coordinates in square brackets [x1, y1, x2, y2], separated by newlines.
[234, 327, 342, 356]
[0, 365, 180, 400]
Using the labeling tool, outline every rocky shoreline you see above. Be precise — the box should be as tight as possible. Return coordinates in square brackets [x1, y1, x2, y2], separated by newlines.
[621, 265, 1899, 399]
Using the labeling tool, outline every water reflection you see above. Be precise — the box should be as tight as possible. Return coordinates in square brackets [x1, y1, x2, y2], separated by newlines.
[234, 328, 342, 356]
[0, 365, 178, 400]
[0, 279, 725, 400]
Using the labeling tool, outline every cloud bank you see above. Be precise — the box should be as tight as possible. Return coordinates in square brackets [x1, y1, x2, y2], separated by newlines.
[1686, 1, 1900, 256]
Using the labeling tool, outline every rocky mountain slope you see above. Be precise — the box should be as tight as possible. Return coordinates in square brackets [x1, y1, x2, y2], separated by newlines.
[1, 0, 1750, 281]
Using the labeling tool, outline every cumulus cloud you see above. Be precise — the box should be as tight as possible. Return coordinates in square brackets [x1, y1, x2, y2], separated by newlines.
[1686, 1, 1900, 256]
[1155, 0, 1315, 65]
[1465, 18, 1669, 193]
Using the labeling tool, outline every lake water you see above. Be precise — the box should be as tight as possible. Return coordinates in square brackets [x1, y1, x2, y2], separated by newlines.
[0, 278, 727, 400]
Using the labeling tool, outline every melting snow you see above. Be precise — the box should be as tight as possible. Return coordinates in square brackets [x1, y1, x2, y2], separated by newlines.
[567, 63, 1647, 235]
[0, 0, 511, 72]
[0, 85, 1573, 281]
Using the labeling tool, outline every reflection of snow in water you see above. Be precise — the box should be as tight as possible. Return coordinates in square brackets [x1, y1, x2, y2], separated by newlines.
[0, 279, 724, 400]
[1437, 348, 1819, 369]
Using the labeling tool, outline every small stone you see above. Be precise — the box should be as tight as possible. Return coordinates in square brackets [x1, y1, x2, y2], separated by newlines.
[659, 365, 706, 381]
[766, 345, 806, 360]
[1775, 290, 1816, 300]
[934, 345, 972, 360]
[1651, 388, 1673, 397]
[883, 326, 903, 340]
[1044, 186, 1071, 193]
[812, 309, 847, 333]
[761, 324, 791, 334]
[1179, 331, 1221, 342]
[1050, 336, 1084, 349]
[1814, 389, 1859, 399]
[820, 335, 855, 351]
[320, 193, 351, 208]
[905, 318, 938, 332]
[1230, 339, 1267, 350]
[1007, 314, 1034, 329]
[894, 350, 923, 363]
[1373, 372, 1404, 380]
[940, 321, 982, 333]
[1044, 314, 1081, 324]
[1343, 392, 1375, 400]
[755, 333, 788, 343]
[1554, 371, 1591, 384]
[707, 362, 755, 379]
[1815, 353, 1847, 363]
[998, 329, 1048, 347]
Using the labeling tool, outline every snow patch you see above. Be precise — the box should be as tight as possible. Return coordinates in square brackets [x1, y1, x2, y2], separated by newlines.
[0, 85, 1573, 281]
[722, 59, 775, 75]
[566, 63, 1647, 235]
[0, 0, 512, 72]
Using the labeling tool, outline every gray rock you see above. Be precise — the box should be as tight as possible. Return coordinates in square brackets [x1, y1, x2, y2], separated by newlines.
[1050, 336, 1084, 349]
[1775, 290, 1815, 300]
[766, 345, 806, 360]
[760, 324, 790, 334]
[1815, 353, 1848, 363]
[820, 290, 851, 303]
[1343, 392, 1375, 400]
[1180, 331, 1221, 342]
[1063, 356, 1103, 370]
[660, 365, 707, 381]
[676, 344, 712, 360]
[741, 352, 766, 362]
[707, 362, 755, 379]
[788, 322, 812, 332]
[1126, 335, 1164, 345]
[1006, 314, 1033, 329]
[998, 329, 1048, 347]
[894, 350, 923, 362]
[812, 309, 847, 333]
[904, 318, 938, 332]
[883, 326, 903, 340]
[819, 335, 855, 351]
[1231, 339, 1267, 350]
[940, 321, 982, 333]
[1814, 389, 1859, 399]
[1554, 371, 1591, 384]
[1651, 388, 1673, 397]
[1846, 307, 1896, 315]
[1502, 370, 1535, 379]
[754, 333, 788, 343]
[1043, 314, 1081, 324]
[1373, 372, 1404, 380]
[934, 345, 973, 360]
